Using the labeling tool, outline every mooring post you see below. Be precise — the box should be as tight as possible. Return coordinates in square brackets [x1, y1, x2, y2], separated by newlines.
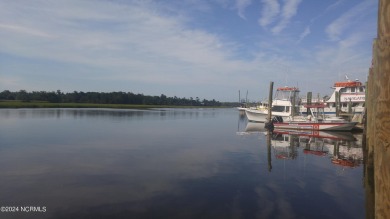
[335, 91, 340, 117]
[267, 82, 274, 122]
[307, 92, 312, 115]
[292, 90, 297, 117]
[267, 133, 272, 172]
[266, 81, 274, 172]
[348, 100, 352, 121]
[238, 90, 240, 105]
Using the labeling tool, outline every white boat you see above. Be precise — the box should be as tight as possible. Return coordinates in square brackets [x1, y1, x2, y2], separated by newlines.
[271, 105, 358, 131]
[300, 77, 365, 116]
[245, 86, 300, 122]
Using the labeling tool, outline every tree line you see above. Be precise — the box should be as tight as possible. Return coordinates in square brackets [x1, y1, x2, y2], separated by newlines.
[0, 90, 225, 106]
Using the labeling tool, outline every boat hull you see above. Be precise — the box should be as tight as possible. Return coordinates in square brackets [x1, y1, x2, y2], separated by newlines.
[245, 109, 268, 122]
[273, 122, 357, 131]
[245, 109, 290, 122]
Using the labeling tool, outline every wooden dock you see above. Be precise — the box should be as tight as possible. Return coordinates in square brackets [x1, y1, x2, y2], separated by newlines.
[365, 0, 390, 218]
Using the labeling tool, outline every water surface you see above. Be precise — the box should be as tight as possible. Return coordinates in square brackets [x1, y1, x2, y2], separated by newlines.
[0, 108, 366, 219]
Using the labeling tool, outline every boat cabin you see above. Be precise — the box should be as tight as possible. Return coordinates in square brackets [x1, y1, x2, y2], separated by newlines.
[271, 87, 300, 116]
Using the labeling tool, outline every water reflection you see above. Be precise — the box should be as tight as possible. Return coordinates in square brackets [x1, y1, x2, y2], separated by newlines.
[267, 129, 363, 169]
[0, 109, 371, 219]
[238, 122, 365, 171]
[238, 118, 374, 219]
[0, 108, 220, 121]
[270, 132, 299, 160]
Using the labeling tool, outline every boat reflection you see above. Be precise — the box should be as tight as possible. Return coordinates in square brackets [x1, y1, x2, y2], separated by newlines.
[236, 121, 266, 136]
[270, 131, 299, 160]
[245, 122, 266, 133]
[268, 129, 363, 167]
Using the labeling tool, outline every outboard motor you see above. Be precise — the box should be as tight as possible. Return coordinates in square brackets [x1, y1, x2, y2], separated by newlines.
[272, 116, 283, 123]
[265, 121, 274, 131]
[264, 116, 283, 132]
[265, 116, 283, 132]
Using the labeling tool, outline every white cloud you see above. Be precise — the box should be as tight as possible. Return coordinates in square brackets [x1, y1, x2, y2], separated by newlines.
[235, 0, 252, 19]
[259, 0, 280, 27]
[326, 0, 375, 41]
[0, 0, 268, 99]
[297, 26, 311, 43]
[0, 1, 238, 77]
[258, 0, 302, 35]
[0, 0, 378, 101]
[271, 0, 302, 34]
[0, 23, 53, 38]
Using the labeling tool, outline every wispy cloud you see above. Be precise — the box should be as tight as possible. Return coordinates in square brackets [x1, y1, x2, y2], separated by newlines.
[0, 1, 234, 71]
[0, 0, 264, 98]
[326, 0, 375, 41]
[235, 0, 252, 19]
[0, 0, 378, 101]
[0, 23, 53, 38]
[297, 0, 345, 43]
[271, 0, 302, 34]
[259, 0, 302, 35]
[259, 0, 280, 27]
[297, 26, 311, 43]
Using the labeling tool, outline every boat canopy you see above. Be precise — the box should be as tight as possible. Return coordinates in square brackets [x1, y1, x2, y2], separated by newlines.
[334, 81, 362, 87]
[276, 87, 300, 91]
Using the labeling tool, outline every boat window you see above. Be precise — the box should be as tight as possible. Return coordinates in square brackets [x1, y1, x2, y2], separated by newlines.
[274, 91, 288, 100]
[271, 106, 285, 112]
[359, 87, 364, 92]
[352, 103, 359, 107]
[340, 88, 346, 93]
[274, 90, 300, 101]
[285, 106, 290, 112]
[351, 87, 356, 93]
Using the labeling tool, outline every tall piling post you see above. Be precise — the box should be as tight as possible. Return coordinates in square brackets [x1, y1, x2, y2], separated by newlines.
[335, 91, 340, 117]
[307, 92, 312, 115]
[266, 81, 274, 172]
[267, 133, 272, 172]
[238, 90, 240, 105]
[291, 89, 296, 118]
[267, 82, 274, 122]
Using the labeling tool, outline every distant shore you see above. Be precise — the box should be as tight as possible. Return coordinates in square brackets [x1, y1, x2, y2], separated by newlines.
[0, 101, 228, 109]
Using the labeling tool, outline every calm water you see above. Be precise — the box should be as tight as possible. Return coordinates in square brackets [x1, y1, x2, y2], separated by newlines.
[0, 108, 367, 219]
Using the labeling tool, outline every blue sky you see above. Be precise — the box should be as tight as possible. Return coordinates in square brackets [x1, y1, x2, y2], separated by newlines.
[0, 0, 378, 102]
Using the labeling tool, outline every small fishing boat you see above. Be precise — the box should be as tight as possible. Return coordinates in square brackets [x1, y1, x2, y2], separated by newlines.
[245, 86, 300, 122]
[270, 104, 357, 131]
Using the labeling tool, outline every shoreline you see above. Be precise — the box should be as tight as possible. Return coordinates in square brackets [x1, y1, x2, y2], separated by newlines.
[0, 101, 228, 109]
